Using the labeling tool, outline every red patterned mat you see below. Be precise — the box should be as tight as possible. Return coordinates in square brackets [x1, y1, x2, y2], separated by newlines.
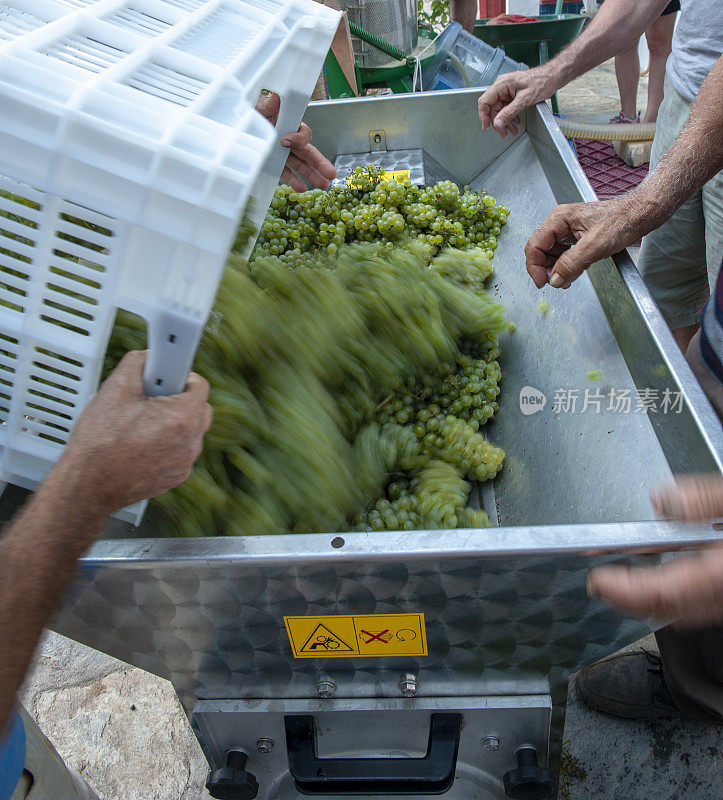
[574, 139, 649, 200]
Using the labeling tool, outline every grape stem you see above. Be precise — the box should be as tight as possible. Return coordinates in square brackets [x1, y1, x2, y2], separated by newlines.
[373, 393, 395, 413]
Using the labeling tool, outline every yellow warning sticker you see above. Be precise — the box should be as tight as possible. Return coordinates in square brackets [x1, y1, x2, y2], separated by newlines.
[382, 170, 411, 182]
[284, 613, 427, 658]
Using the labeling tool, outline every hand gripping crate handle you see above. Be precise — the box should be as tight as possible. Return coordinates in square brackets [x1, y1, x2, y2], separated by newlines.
[139, 97, 311, 399]
[265, 91, 314, 190]
[143, 310, 202, 397]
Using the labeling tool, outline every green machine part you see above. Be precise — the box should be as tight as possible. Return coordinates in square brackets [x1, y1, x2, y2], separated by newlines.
[324, 26, 438, 98]
[473, 13, 586, 113]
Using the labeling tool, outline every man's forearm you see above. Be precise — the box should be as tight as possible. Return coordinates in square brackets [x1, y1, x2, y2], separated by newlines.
[0, 456, 110, 731]
[625, 54, 723, 234]
[548, 0, 669, 86]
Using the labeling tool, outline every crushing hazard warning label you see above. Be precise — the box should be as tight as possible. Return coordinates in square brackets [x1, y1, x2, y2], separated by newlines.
[285, 613, 427, 658]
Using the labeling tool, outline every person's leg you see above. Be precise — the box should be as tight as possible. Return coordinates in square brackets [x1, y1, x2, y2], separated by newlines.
[642, 12, 676, 122]
[636, 77, 710, 350]
[10, 706, 100, 800]
[652, 327, 722, 723]
[450, 0, 476, 34]
[683, 331, 723, 418]
[654, 624, 723, 722]
[613, 45, 640, 121]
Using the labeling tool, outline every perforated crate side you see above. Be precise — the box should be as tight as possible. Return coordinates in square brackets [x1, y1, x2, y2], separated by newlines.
[0, 0, 341, 518]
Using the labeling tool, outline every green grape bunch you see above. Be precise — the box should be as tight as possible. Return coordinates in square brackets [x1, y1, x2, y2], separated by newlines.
[253, 166, 508, 265]
[105, 171, 512, 538]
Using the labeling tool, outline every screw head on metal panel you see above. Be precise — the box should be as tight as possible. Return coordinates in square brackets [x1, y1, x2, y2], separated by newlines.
[256, 738, 274, 753]
[316, 679, 336, 699]
[369, 130, 386, 151]
[399, 673, 418, 697]
[482, 736, 500, 752]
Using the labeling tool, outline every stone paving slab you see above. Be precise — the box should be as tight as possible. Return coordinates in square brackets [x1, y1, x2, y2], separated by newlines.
[21, 633, 209, 800]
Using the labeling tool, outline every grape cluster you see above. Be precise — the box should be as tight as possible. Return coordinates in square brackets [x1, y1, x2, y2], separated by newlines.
[355, 461, 490, 533]
[106, 174, 511, 537]
[252, 164, 509, 265]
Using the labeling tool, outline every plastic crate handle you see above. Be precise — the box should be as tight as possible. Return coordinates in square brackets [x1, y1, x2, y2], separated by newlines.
[143, 309, 202, 397]
[139, 96, 310, 398]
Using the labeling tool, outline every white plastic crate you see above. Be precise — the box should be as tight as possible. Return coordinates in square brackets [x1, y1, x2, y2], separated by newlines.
[0, 0, 340, 521]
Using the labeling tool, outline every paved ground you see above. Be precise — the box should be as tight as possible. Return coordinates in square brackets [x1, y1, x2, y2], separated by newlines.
[556, 57, 650, 121]
[14, 45, 722, 800]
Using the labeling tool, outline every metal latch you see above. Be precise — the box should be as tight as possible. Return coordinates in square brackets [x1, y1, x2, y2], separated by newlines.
[369, 129, 386, 151]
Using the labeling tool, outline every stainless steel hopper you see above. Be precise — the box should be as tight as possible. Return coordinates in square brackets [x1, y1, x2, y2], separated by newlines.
[27, 89, 722, 799]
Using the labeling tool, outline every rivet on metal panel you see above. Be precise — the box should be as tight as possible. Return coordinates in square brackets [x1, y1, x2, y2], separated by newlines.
[369, 130, 386, 151]
[399, 673, 417, 697]
[482, 736, 500, 752]
[256, 738, 274, 753]
[316, 679, 337, 699]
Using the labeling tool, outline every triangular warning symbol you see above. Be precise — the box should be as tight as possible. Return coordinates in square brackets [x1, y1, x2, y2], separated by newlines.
[299, 622, 355, 654]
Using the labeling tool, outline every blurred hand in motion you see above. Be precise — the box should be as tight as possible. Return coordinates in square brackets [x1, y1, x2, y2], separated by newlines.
[257, 91, 337, 192]
[64, 350, 213, 512]
[478, 67, 557, 137]
[587, 475, 723, 627]
[524, 196, 646, 289]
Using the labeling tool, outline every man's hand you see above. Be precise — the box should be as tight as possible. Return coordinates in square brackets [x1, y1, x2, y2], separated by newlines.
[0, 350, 212, 732]
[256, 91, 337, 191]
[478, 67, 557, 137]
[63, 350, 213, 513]
[587, 476, 723, 626]
[524, 195, 648, 289]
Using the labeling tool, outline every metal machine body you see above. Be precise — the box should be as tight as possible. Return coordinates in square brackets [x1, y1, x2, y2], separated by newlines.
[35, 90, 722, 798]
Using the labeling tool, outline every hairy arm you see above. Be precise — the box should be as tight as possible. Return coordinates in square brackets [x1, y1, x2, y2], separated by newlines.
[0, 351, 212, 732]
[0, 460, 111, 733]
[540, 0, 669, 88]
[526, 53, 723, 288]
[479, 0, 669, 136]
